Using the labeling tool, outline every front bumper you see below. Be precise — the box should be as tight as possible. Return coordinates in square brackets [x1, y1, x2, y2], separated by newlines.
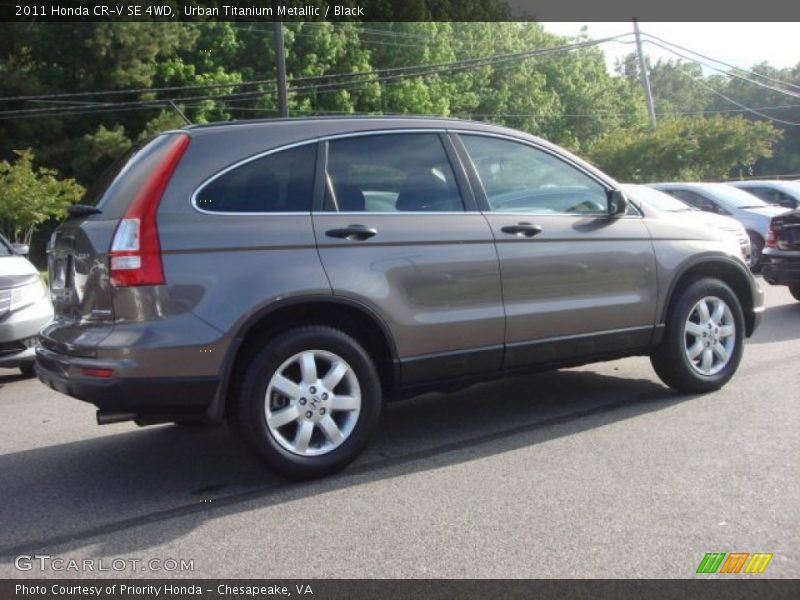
[36, 344, 219, 417]
[0, 296, 52, 368]
[0, 341, 36, 368]
[761, 251, 800, 286]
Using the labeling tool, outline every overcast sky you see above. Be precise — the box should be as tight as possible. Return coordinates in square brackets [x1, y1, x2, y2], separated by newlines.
[541, 23, 800, 72]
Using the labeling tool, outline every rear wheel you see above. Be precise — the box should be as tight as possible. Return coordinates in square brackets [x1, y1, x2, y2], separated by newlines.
[650, 278, 745, 393]
[233, 326, 382, 479]
[790, 283, 800, 302]
[19, 364, 35, 378]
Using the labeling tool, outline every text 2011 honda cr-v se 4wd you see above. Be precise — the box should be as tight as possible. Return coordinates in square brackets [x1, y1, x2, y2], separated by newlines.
[37, 117, 763, 478]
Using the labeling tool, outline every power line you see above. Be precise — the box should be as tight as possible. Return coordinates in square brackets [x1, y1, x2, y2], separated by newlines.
[689, 76, 800, 126]
[0, 34, 633, 119]
[641, 31, 800, 94]
[1, 31, 632, 105]
[643, 38, 800, 100]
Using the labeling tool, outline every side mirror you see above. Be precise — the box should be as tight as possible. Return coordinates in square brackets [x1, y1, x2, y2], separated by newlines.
[607, 190, 628, 217]
[11, 243, 29, 256]
[700, 202, 717, 213]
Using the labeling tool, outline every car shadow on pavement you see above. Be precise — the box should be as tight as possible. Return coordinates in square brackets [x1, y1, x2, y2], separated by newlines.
[748, 301, 800, 344]
[0, 367, 684, 563]
[0, 371, 34, 388]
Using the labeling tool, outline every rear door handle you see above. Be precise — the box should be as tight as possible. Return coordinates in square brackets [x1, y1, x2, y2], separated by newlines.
[500, 222, 542, 237]
[325, 224, 377, 241]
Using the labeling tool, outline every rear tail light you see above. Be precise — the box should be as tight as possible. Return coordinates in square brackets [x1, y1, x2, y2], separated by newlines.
[109, 133, 190, 287]
[765, 226, 776, 249]
[81, 368, 115, 378]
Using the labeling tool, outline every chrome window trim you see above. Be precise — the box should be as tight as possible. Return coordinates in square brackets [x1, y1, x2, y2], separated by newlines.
[318, 128, 447, 141]
[189, 126, 634, 218]
[191, 129, 455, 216]
[190, 138, 320, 216]
[317, 211, 483, 216]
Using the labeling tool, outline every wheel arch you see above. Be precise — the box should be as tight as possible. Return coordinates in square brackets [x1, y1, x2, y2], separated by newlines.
[660, 257, 757, 338]
[212, 296, 399, 420]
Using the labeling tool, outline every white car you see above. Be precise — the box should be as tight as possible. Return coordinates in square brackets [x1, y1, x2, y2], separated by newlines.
[0, 235, 53, 377]
[622, 184, 752, 266]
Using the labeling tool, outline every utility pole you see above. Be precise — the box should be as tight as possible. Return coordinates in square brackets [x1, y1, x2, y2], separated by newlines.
[273, 1, 288, 117]
[633, 19, 656, 129]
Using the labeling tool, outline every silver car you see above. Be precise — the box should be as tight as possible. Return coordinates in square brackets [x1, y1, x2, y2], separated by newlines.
[650, 182, 789, 270]
[622, 184, 752, 266]
[727, 180, 800, 210]
[0, 235, 53, 376]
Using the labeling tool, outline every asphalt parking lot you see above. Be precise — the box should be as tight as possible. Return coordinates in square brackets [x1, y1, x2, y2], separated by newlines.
[0, 279, 798, 579]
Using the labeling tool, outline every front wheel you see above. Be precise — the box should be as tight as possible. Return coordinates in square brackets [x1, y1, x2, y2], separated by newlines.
[233, 326, 382, 479]
[650, 278, 745, 393]
[789, 283, 800, 302]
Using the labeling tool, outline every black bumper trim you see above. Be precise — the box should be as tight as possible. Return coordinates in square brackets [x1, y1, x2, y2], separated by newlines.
[761, 255, 800, 286]
[36, 352, 219, 416]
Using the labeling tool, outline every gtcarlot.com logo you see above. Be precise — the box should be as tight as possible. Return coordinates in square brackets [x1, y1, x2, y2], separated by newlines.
[15, 554, 194, 573]
[696, 552, 773, 574]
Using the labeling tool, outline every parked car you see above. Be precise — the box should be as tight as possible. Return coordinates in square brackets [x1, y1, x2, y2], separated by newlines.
[727, 180, 800, 209]
[37, 118, 763, 478]
[0, 234, 53, 377]
[650, 182, 789, 271]
[621, 184, 752, 266]
[762, 209, 800, 300]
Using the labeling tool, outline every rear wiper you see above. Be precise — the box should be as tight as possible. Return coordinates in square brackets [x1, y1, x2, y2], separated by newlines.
[66, 204, 102, 218]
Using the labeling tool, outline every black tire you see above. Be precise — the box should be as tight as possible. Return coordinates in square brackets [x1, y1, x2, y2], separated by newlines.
[747, 231, 764, 273]
[19, 364, 36, 378]
[790, 283, 800, 302]
[650, 278, 745, 394]
[232, 325, 382, 479]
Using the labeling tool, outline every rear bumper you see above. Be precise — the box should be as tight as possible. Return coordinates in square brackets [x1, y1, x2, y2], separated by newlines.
[761, 251, 800, 286]
[36, 345, 219, 417]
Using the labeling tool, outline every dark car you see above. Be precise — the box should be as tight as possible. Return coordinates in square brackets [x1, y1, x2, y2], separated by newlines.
[37, 117, 763, 478]
[762, 209, 800, 300]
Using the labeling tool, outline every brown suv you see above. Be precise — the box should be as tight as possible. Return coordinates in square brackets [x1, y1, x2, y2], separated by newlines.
[36, 117, 763, 478]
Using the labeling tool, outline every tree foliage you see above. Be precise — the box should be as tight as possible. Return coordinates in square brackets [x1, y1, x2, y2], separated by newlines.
[588, 116, 780, 182]
[0, 150, 84, 245]
[0, 21, 794, 191]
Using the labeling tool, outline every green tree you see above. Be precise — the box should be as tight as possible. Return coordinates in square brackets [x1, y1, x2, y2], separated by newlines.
[588, 116, 780, 182]
[0, 149, 84, 245]
[706, 61, 800, 176]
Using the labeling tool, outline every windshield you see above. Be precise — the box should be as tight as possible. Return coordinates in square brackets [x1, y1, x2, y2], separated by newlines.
[622, 184, 693, 212]
[704, 183, 769, 209]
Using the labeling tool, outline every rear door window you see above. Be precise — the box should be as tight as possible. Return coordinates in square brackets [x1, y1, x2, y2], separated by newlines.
[323, 133, 465, 213]
[195, 144, 317, 213]
[668, 189, 708, 209]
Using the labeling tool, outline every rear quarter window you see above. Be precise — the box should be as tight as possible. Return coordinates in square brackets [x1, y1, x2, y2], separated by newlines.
[195, 144, 317, 213]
